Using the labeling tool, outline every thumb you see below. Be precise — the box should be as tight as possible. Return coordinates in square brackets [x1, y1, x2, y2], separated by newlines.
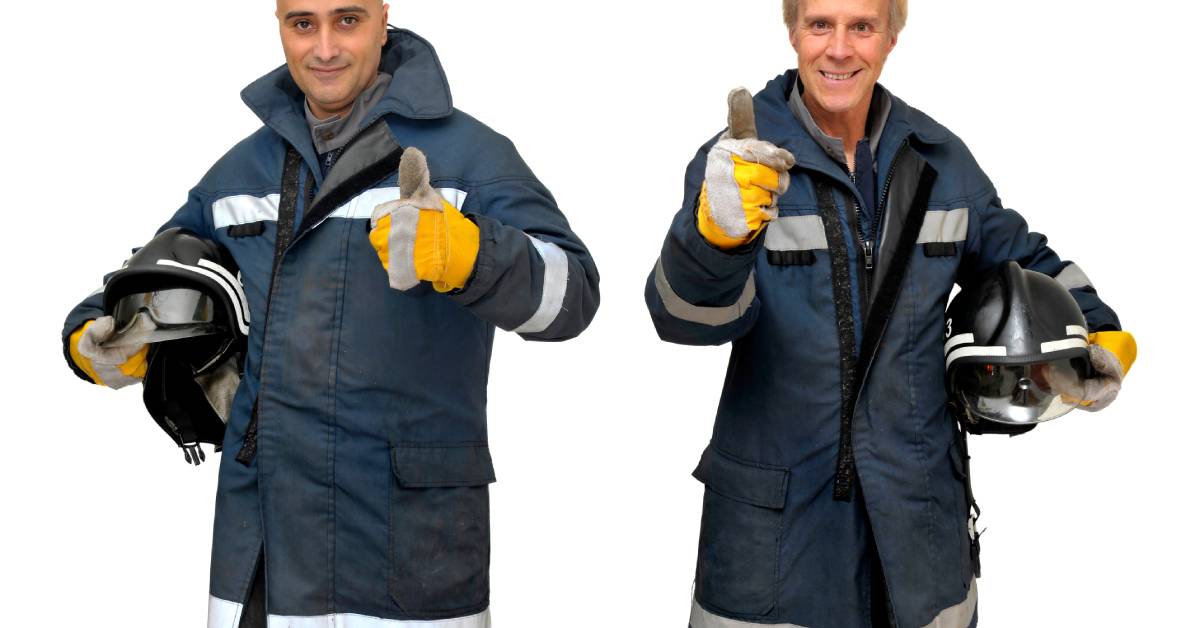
[397, 147, 433, 199]
[727, 87, 758, 141]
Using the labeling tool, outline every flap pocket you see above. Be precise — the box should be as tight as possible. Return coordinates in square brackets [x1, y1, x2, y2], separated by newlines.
[693, 445, 788, 510]
[764, 215, 827, 267]
[391, 444, 496, 488]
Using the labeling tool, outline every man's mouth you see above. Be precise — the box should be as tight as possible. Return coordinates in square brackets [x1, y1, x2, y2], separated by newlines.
[820, 70, 861, 81]
[311, 65, 349, 75]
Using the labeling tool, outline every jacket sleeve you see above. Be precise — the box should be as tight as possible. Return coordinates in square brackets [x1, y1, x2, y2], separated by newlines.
[961, 185, 1122, 332]
[644, 145, 761, 346]
[448, 175, 599, 342]
[61, 187, 213, 383]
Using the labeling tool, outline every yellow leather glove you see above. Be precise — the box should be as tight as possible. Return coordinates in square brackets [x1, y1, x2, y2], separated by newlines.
[69, 316, 149, 389]
[369, 148, 479, 293]
[1075, 331, 1137, 412]
[697, 88, 796, 250]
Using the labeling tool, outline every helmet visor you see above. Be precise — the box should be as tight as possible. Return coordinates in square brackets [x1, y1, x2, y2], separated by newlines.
[108, 289, 224, 347]
[952, 357, 1091, 425]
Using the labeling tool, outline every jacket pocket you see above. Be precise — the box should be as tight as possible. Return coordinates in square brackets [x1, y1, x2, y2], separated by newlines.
[764, 215, 826, 267]
[389, 443, 496, 617]
[692, 444, 789, 619]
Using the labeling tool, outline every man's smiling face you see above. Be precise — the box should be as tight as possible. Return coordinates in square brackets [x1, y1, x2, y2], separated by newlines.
[276, 0, 390, 119]
[790, 0, 897, 121]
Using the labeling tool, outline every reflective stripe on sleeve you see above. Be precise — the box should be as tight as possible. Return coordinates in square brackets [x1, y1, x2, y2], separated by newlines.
[689, 599, 809, 628]
[764, 215, 828, 251]
[514, 236, 570, 335]
[654, 258, 756, 327]
[919, 579, 978, 628]
[209, 598, 491, 628]
[1054, 263, 1093, 291]
[916, 208, 969, 244]
[213, 194, 281, 230]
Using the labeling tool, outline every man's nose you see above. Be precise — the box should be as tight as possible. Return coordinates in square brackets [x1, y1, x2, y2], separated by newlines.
[314, 29, 339, 62]
[826, 28, 853, 60]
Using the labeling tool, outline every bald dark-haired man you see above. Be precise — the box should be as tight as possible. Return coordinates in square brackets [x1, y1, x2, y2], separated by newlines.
[61, 1, 599, 626]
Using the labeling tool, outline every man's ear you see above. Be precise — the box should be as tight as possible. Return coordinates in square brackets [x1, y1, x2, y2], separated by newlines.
[380, 3, 390, 45]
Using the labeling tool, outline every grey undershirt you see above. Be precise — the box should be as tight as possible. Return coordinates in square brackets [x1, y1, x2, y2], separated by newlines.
[788, 78, 893, 166]
[305, 72, 393, 155]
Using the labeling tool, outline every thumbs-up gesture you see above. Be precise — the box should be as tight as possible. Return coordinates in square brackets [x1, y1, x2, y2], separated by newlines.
[369, 147, 480, 293]
[697, 88, 796, 249]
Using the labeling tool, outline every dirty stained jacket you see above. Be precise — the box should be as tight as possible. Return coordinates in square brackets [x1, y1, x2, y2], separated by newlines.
[62, 29, 599, 628]
[646, 71, 1120, 628]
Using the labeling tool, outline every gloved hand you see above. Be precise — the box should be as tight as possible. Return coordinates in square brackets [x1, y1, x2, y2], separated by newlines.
[1076, 331, 1137, 412]
[69, 316, 150, 389]
[369, 147, 480, 293]
[697, 87, 796, 250]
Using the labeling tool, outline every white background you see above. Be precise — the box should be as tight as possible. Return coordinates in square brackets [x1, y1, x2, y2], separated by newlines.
[2, 1, 1196, 626]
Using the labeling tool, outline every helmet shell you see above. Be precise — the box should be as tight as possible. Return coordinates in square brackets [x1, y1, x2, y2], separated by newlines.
[945, 261, 1091, 434]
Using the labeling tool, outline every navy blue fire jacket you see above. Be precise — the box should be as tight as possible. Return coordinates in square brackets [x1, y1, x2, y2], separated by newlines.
[62, 29, 599, 628]
[647, 71, 1119, 628]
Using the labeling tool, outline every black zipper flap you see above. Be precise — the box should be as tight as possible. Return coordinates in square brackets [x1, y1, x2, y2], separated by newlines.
[296, 120, 405, 237]
[815, 181, 861, 502]
[853, 152, 937, 398]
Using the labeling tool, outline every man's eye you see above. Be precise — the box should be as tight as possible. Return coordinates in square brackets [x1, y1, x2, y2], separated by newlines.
[339, 15, 359, 26]
[852, 22, 872, 33]
[295, 19, 313, 31]
[811, 20, 830, 32]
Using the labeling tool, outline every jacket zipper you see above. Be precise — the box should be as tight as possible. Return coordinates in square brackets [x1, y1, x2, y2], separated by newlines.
[845, 140, 910, 309]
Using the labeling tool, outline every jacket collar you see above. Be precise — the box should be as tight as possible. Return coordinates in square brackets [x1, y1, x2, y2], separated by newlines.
[753, 70, 950, 183]
[240, 29, 453, 173]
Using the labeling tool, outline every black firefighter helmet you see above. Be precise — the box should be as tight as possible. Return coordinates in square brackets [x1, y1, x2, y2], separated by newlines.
[103, 228, 250, 464]
[944, 261, 1092, 435]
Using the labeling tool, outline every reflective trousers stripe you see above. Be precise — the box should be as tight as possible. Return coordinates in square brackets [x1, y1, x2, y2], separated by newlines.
[514, 236, 570, 334]
[654, 258, 756, 327]
[688, 580, 977, 628]
[208, 598, 491, 628]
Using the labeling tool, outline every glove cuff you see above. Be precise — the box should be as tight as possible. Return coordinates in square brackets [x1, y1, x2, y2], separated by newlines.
[1088, 330, 1137, 376]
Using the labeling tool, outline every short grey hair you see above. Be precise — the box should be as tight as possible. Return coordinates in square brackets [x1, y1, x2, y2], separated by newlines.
[784, 0, 908, 38]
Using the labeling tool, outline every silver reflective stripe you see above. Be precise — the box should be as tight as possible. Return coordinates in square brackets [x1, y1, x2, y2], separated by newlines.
[1066, 325, 1088, 339]
[213, 194, 281, 230]
[208, 596, 244, 628]
[1054, 263, 1093, 291]
[689, 599, 808, 628]
[266, 608, 491, 628]
[920, 579, 978, 628]
[916, 208, 969, 244]
[946, 345, 1007, 369]
[328, 187, 469, 221]
[654, 258, 756, 327]
[764, 215, 828, 251]
[514, 237, 569, 334]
